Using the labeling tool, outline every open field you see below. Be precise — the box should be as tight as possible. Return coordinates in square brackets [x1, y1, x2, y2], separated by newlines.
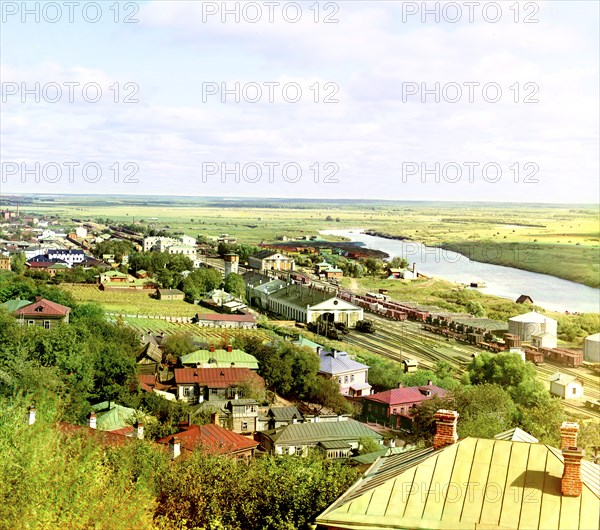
[119, 316, 271, 343]
[62, 284, 207, 317]
[11, 196, 600, 287]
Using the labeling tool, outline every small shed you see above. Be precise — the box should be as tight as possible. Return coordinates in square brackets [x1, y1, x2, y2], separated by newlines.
[549, 373, 584, 400]
[516, 295, 534, 304]
[402, 358, 418, 373]
[156, 288, 185, 301]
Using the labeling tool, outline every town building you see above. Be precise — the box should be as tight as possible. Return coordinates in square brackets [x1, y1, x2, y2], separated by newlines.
[361, 382, 447, 429]
[157, 421, 258, 460]
[174, 367, 264, 404]
[246, 277, 363, 327]
[1, 298, 32, 313]
[224, 253, 239, 276]
[156, 288, 185, 301]
[180, 345, 259, 370]
[532, 331, 558, 349]
[47, 249, 85, 266]
[516, 294, 534, 304]
[256, 406, 304, 431]
[549, 373, 584, 399]
[248, 250, 295, 272]
[0, 255, 10, 270]
[316, 416, 599, 530]
[387, 263, 417, 279]
[166, 244, 197, 257]
[14, 297, 71, 328]
[318, 349, 372, 397]
[205, 397, 261, 434]
[257, 418, 383, 458]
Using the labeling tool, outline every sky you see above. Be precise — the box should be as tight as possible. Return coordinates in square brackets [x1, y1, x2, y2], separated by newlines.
[0, 0, 598, 203]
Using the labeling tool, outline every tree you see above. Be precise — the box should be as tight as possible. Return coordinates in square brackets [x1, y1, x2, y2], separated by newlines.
[358, 436, 381, 455]
[313, 377, 353, 414]
[466, 301, 486, 317]
[10, 253, 26, 274]
[161, 333, 197, 360]
[223, 273, 246, 300]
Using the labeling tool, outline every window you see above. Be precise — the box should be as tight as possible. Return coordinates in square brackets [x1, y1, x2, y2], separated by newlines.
[241, 421, 248, 431]
[338, 378, 342, 384]
[392, 408, 397, 414]
[27, 320, 34, 326]
[572, 387, 577, 395]
[350, 374, 355, 382]
[211, 389, 218, 395]
[183, 387, 194, 397]
[344, 376, 348, 383]
[295, 446, 303, 456]
[44, 321, 50, 329]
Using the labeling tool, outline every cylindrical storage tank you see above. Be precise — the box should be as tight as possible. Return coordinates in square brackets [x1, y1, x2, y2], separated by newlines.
[584, 333, 600, 363]
[508, 311, 557, 342]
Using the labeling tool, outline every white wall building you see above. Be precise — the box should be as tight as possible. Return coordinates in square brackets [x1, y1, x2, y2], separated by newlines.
[75, 226, 88, 238]
[549, 373, 584, 400]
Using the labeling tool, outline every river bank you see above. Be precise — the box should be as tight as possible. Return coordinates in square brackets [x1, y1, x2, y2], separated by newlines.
[321, 229, 600, 314]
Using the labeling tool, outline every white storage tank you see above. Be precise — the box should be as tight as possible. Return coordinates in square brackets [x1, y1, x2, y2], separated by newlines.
[508, 311, 557, 343]
[583, 333, 600, 363]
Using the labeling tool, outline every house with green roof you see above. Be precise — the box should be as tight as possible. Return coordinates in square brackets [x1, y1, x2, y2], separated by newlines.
[180, 345, 259, 371]
[257, 418, 383, 459]
[91, 401, 151, 434]
[316, 413, 600, 530]
[1, 298, 32, 313]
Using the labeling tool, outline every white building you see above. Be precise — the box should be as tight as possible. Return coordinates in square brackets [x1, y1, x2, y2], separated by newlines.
[248, 250, 295, 272]
[549, 373, 584, 400]
[180, 235, 196, 247]
[48, 249, 85, 266]
[75, 226, 88, 238]
[583, 333, 600, 363]
[532, 332, 557, 350]
[508, 311, 557, 343]
[318, 349, 372, 397]
[166, 244, 197, 257]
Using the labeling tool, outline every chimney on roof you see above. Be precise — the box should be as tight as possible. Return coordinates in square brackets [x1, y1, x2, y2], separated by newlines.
[88, 412, 97, 429]
[211, 412, 219, 425]
[169, 436, 181, 460]
[27, 405, 36, 425]
[560, 422, 579, 450]
[562, 446, 584, 497]
[398, 383, 403, 388]
[389, 438, 396, 448]
[134, 421, 144, 440]
[35, 295, 42, 302]
[433, 409, 459, 450]
[226, 345, 233, 352]
[427, 380, 433, 386]
[234, 391, 239, 400]
[209, 345, 215, 352]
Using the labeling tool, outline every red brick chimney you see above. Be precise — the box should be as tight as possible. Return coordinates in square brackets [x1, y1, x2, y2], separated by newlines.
[560, 421, 579, 450]
[226, 345, 233, 352]
[433, 409, 459, 450]
[562, 447, 584, 497]
[209, 345, 215, 353]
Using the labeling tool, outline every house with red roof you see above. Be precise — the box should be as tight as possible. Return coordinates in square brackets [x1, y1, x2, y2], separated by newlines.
[361, 381, 447, 429]
[14, 296, 71, 328]
[157, 420, 258, 460]
[174, 367, 265, 404]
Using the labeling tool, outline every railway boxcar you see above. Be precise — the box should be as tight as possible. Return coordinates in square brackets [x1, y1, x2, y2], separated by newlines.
[525, 349, 544, 365]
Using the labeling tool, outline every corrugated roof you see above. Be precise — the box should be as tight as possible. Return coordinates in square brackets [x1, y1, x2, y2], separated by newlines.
[180, 349, 259, 370]
[174, 367, 263, 387]
[494, 427, 539, 443]
[509, 311, 556, 323]
[91, 401, 137, 432]
[266, 419, 382, 445]
[156, 424, 258, 454]
[316, 438, 600, 530]
[196, 313, 256, 322]
[549, 373, 581, 385]
[293, 335, 323, 352]
[268, 406, 303, 421]
[319, 350, 369, 375]
[364, 385, 447, 406]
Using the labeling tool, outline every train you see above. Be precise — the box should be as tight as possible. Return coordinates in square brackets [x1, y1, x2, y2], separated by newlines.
[339, 291, 408, 321]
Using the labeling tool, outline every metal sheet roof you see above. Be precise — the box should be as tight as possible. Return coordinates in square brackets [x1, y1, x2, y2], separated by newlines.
[316, 438, 600, 530]
[266, 419, 383, 446]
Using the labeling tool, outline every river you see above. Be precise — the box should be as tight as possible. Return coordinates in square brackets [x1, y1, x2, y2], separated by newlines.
[320, 229, 600, 314]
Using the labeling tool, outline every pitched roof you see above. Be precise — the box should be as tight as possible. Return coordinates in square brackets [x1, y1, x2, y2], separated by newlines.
[319, 350, 369, 375]
[56, 422, 130, 446]
[364, 385, 447, 406]
[174, 367, 263, 388]
[91, 401, 140, 432]
[157, 288, 185, 296]
[316, 437, 600, 530]
[15, 298, 71, 317]
[137, 342, 162, 364]
[268, 406, 303, 421]
[250, 250, 291, 260]
[293, 335, 324, 352]
[549, 373, 582, 386]
[1, 298, 32, 312]
[156, 424, 258, 454]
[509, 310, 556, 323]
[180, 349, 259, 370]
[264, 419, 382, 445]
[494, 427, 539, 443]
